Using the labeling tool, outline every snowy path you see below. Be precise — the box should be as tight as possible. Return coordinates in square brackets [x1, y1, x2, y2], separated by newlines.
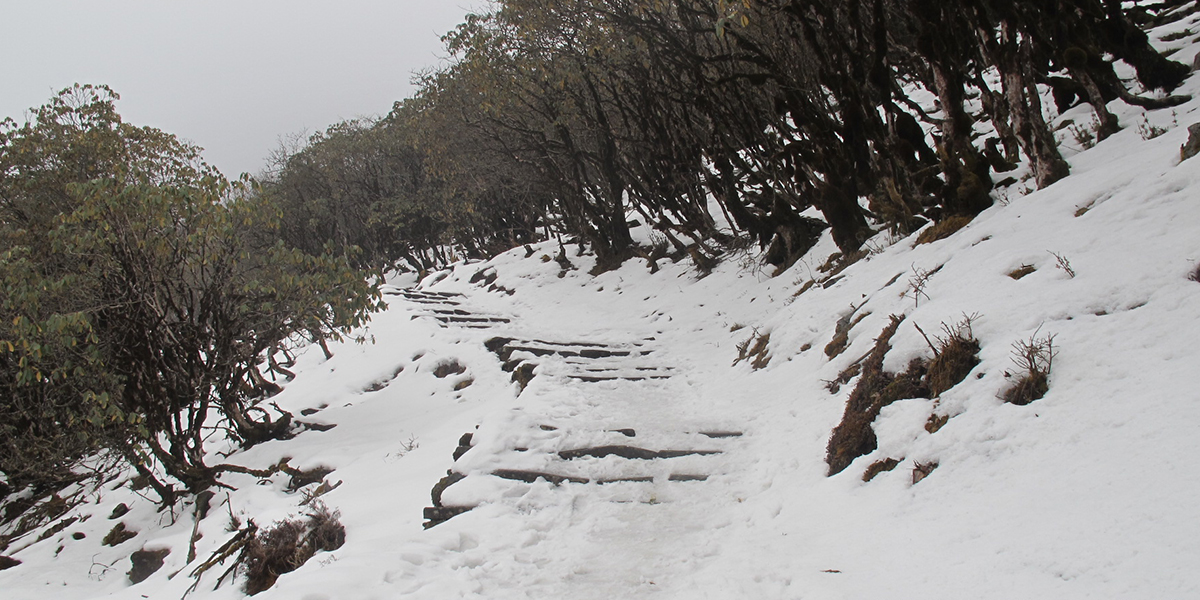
[388, 283, 751, 599]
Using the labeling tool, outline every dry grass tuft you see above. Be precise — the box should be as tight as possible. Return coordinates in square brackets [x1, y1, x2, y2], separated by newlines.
[862, 458, 902, 482]
[824, 310, 871, 359]
[433, 360, 466, 379]
[103, 522, 137, 546]
[825, 316, 931, 476]
[912, 461, 939, 484]
[825, 362, 861, 394]
[925, 413, 950, 434]
[818, 250, 870, 279]
[915, 215, 973, 245]
[1008, 264, 1036, 279]
[734, 330, 772, 370]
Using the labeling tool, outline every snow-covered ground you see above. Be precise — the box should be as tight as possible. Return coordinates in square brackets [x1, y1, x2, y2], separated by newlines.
[5, 21, 1200, 600]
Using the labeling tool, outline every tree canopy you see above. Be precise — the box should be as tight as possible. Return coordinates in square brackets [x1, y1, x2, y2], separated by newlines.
[1, 85, 382, 501]
[262, 0, 1190, 273]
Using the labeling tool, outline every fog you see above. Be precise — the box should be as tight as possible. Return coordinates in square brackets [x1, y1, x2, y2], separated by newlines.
[0, 1, 477, 176]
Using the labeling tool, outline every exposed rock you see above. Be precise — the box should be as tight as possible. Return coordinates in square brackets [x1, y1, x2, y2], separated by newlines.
[127, 547, 169, 584]
[108, 503, 130, 519]
[1181, 123, 1200, 161]
[431, 471, 466, 507]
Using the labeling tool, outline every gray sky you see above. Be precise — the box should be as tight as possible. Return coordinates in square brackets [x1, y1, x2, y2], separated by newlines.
[1, 1, 478, 177]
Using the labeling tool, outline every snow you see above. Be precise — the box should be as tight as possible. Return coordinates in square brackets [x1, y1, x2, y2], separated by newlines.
[6, 25, 1200, 600]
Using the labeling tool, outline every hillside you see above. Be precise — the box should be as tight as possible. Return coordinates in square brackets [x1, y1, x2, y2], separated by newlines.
[3, 64, 1200, 598]
[5, 9, 1200, 600]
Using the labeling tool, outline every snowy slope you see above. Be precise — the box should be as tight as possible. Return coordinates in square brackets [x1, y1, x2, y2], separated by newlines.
[5, 23, 1200, 600]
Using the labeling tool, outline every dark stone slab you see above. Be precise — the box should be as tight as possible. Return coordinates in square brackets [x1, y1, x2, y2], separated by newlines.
[699, 431, 743, 439]
[491, 470, 589, 485]
[422, 505, 474, 528]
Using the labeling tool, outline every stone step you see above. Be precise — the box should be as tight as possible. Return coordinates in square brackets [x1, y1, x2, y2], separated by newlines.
[505, 346, 641, 359]
[404, 290, 463, 298]
[566, 372, 672, 381]
[434, 315, 511, 324]
[557, 446, 721, 460]
[489, 469, 711, 486]
[420, 468, 711, 528]
[567, 374, 671, 382]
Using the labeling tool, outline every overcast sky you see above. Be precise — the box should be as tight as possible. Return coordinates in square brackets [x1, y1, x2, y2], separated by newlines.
[1, 1, 478, 177]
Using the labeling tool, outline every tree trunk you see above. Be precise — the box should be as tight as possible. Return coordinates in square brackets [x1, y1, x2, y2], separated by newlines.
[1000, 27, 1070, 189]
[1070, 65, 1121, 140]
[930, 61, 994, 217]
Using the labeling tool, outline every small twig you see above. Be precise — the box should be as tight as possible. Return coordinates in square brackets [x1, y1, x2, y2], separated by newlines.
[912, 322, 939, 355]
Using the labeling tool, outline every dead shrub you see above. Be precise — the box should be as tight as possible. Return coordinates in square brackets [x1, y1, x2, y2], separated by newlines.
[902, 265, 942, 307]
[241, 502, 345, 595]
[916, 315, 982, 397]
[825, 316, 931, 476]
[1049, 251, 1076, 278]
[915, 215, 972, 245]
[1003, 331, 1056, 406]
[1189, 264, 1200, 283]
[862, 457, 902, 482]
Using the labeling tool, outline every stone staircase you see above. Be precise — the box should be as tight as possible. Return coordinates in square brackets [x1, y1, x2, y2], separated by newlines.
[423, 422, 741, 528]
[383, 287, 512, 329]
[391, 297, 742, 529]
[484, 336, 673, 390]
